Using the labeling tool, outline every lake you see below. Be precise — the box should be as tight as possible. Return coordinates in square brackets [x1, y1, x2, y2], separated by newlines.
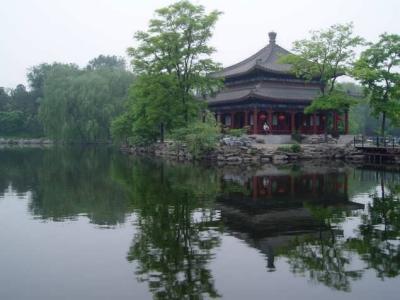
[0, 147, 399, 300]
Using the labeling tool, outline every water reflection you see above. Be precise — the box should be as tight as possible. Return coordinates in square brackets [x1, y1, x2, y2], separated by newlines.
[1, 148, 400, 298]
[115, 159, 222, 299]
[217, 166, 364, 290]
[0, 147, 132, 225]
[346, 180, 400, 280]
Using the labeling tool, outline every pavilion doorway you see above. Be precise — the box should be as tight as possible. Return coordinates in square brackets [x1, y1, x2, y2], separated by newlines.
[233, 112, 245, 129]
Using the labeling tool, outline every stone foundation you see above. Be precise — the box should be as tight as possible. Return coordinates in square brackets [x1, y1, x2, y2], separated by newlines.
[123, 135, 365, 165]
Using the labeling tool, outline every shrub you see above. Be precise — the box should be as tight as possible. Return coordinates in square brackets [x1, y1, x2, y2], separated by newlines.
[226, 127, 248, 137]
[291, 131, 303, 143]
[277, 143, 301, 153]
[172, 118, 220, 159]
[290, 143, 301, 153]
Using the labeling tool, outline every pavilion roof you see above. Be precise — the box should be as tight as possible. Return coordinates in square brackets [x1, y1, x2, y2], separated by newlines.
[207, 82, 321, 106]
[212, 32, 293, 78]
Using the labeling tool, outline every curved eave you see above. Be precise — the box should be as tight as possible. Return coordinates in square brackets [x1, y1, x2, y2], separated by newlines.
[211, 64, 294, 79]
[207, 92, 313, 107]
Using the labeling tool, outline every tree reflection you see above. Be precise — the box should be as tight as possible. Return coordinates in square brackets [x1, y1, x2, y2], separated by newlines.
[281, 204, 363, 292]
[0, 147, 133, 225]
[119, 159, 222, 299]
[346, 180, 400, 279]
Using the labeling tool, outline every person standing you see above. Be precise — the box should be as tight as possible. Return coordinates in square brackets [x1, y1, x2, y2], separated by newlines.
[263, 122, 270, 135]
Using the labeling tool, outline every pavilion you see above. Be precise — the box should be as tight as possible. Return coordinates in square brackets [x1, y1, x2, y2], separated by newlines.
[206, 32, 349, 135]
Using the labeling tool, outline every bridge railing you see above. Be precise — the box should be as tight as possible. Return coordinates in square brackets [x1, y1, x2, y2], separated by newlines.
[354, 136, 400, 149]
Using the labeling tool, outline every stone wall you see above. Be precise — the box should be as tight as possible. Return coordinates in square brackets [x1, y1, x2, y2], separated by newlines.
[0, 138, 53, 146]
[123, 135, 365, 165]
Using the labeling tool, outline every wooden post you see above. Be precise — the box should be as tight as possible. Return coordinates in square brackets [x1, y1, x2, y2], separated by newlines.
[290, 111, 296, 134]
[344, 111, 349, 134]
[253, 108, 258, 134]
[230, 112, 235, 129]
[244, 111, 248, 127]
[313, 113, 317, 134]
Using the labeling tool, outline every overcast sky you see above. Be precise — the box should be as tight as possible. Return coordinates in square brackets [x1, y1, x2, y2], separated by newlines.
[1, 0, 399, 88]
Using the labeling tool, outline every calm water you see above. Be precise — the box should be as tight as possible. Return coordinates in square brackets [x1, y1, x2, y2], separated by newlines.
[1, 147, 400, 300]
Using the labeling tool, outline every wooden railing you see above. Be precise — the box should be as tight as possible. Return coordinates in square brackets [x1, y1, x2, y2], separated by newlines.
[354, 136, 400, 149]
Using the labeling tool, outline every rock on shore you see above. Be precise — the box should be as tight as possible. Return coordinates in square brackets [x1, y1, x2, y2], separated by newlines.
[0, 138, 53, 146]
[123, 134, 365, 165]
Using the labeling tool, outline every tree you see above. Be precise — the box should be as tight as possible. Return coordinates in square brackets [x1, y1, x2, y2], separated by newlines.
[86, 55, 126, 71]
[39, 62, 134, 142]
[353, 33, 400, 136]
[281, 23, 363, 136]
[0, 111, 24, 134]
[126, 0, 222, 143]
[0, 87, 11, 111]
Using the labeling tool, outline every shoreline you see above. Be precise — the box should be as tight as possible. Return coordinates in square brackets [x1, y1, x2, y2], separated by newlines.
[121, 135, 368, 166]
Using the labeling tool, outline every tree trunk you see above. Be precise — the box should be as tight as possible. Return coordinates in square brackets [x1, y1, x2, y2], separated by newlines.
[381, 112, 386, 137]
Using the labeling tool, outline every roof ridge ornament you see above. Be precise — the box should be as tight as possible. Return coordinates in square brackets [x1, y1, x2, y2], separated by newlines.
[269, 31, 277, 45]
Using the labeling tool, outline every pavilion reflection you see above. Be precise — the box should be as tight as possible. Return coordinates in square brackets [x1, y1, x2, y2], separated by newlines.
[217, 166, 363, 273]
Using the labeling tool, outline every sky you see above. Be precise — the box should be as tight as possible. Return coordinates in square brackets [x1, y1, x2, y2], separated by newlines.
[1, 0, 399, 88]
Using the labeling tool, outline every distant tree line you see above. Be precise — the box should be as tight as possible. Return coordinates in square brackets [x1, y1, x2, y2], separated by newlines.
[0, 55, 134, 142]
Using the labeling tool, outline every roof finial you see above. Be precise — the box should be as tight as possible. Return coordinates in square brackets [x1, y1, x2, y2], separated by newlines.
[269, 31, 277, 44]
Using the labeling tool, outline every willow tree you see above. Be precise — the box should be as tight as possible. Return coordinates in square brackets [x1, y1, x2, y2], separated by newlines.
[39, 61, 134, 142]
[281, 23, 363, 136]
[126, 0, 222, 142]
[353, 33, 400, 136]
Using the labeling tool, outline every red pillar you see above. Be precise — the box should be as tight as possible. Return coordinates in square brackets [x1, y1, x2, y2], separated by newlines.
[290, 111, 296, 134]
[252, 176, 258, 199]
[268, 109, 273, 134]
[230, 112, 235, 129]
[344, 111, 349, 134]
[313, 113, 317, 134]
[253, 108, 258, 134]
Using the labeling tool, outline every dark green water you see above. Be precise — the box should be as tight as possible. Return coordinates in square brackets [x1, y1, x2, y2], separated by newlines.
[0, 147, 399, 300]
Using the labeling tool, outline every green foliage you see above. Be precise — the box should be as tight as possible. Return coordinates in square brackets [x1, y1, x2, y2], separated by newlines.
[290, 143, 301, 153]
[110, 113, 132, 144]
[291, 131, 302, 143]
[0, 111, 24, 134]
[126, 0, 222, 137]
[353, 33, 400, 136]
[225, 127, 247, 137]
[128, 74, 187, 144]
[39, 63, 134, 142]
[86, 55, 126, 71]
[281, 23, 364, 94]
[277, 143, 301, 153]
[304, 89, 358, 113]
[281, 23, 363, 136]
[172, 113, 220, 158]
[0, 87, 11, 111]
[0, 84, 43, 137]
